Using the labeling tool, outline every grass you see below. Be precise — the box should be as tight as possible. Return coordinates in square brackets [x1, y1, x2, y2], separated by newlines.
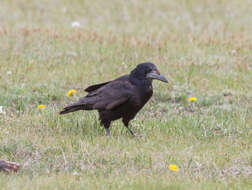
[0, 0, 252, 189]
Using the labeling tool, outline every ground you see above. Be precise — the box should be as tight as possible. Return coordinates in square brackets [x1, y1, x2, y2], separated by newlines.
[0, 0, 252, 189]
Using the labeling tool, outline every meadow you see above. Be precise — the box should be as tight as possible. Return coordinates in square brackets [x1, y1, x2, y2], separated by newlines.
[0, 0, 252, 189]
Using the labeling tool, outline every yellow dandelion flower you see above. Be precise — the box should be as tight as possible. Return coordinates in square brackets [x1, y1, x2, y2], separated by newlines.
[169, 164, 179, 172]
[188, 97, 197, 102]
[67, 89, 77, 97]
[37, 104, 46, 109]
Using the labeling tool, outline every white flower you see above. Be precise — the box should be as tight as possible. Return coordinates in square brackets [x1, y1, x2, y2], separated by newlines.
[6, 71, 12, 75]
[62, 7, 67, 13]
[0, 106, 6, 114]
[231, 50, 237, 55]
[71, 21, 80, 28]
[72, 171, 79, 175]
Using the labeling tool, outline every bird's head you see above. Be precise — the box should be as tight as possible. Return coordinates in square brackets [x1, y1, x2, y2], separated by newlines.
[130, 62, 168, 83]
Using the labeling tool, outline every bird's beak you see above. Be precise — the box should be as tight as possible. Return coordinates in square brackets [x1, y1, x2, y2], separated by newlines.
[146, 70, 168, 83]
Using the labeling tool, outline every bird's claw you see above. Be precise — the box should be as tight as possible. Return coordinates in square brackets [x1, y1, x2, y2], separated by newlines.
[135, 134, 144, 138]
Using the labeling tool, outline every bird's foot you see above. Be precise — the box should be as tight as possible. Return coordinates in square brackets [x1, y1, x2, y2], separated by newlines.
[135, 134, 144, 138]
[0, 160, 20, 173]
[128, 131, 144, 138]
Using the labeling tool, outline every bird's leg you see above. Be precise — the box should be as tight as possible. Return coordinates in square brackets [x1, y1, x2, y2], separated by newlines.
[123, 119, 135, 137]
[101, 121, 111, 137]
[105, 128, 111, 137]
[126, 127, 135, 137]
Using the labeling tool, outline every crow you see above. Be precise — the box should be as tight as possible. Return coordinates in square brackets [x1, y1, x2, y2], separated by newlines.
[60, 62, 168, 136]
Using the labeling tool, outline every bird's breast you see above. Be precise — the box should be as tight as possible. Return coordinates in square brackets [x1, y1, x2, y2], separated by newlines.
[131, 88, 153, 108]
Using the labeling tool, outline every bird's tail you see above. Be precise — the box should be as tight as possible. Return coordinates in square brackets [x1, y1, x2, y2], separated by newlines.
[59, 103, 86, 115]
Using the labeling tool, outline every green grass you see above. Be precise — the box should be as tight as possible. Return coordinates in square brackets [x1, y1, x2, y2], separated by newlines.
[0, 0, 252, 189]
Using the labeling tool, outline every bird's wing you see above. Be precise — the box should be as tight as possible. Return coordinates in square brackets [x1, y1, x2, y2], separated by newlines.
[84, 81, 111, 92]
[84, 75, 129, 93]
[81, 80, 133, 110]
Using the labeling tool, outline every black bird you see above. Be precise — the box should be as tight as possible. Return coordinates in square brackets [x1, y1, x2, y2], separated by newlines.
[60, 62, 168, 136]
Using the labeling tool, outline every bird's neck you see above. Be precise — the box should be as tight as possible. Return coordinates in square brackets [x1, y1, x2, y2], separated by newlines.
[129, 75, 153, 91]
[129, 69, 153, 92]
